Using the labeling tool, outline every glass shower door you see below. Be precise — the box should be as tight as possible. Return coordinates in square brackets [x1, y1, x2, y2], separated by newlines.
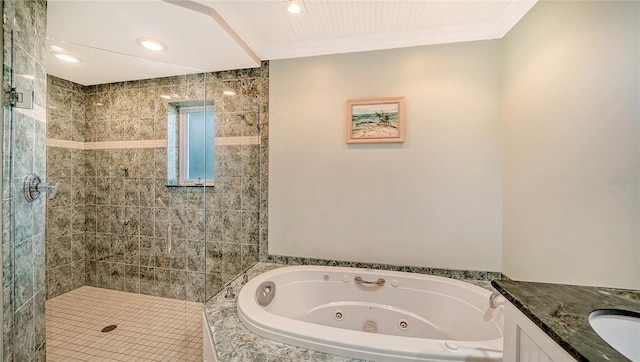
[204, 87, 262, 302]
[2, 0, 49, 358]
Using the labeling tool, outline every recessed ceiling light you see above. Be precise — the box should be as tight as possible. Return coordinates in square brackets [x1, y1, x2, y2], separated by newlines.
[51, 52, 82, 63]
[136, 37, 167, 52]
[160, 94, 171, 100]
[223, 89, 236, 96]
[287, 0, 303, 14]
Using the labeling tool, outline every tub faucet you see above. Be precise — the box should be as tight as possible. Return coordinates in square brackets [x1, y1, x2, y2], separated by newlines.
[224, 286, 235, 299]
[489, 291, 500, 308]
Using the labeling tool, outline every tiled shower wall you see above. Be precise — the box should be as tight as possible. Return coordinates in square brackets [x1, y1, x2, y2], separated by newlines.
[46, 78, 86, 298]
[2, 0, 48, 361]
[46, 63, 269, 303]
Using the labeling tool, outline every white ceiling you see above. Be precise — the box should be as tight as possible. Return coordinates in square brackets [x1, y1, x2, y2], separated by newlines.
[46, 0, 261, 85]
[46, 0, 537, 86]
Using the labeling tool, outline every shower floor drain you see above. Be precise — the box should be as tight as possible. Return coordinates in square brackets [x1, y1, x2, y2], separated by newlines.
[101, 325, 117, 333]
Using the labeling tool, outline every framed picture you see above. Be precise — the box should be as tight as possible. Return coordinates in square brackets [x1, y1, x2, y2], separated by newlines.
[346, 97, 405, 143]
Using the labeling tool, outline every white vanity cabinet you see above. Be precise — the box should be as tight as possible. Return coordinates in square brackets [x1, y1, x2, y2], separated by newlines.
[503, 301, 577, 362]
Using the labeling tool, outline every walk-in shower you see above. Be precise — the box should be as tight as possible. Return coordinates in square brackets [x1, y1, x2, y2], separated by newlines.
[2, 0, 267, 359]
[44, 46, 264, 360]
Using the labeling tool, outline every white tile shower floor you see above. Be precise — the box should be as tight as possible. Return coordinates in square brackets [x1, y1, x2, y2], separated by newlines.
[46, 286, 203, 361]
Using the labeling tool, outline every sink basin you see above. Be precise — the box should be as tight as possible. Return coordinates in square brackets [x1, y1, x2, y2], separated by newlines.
[589, 309, 640, 361]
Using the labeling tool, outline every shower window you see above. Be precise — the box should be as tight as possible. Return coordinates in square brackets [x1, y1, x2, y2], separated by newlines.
[167, 100, 215, 186]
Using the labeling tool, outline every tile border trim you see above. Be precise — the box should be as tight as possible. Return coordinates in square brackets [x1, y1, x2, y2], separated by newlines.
[215, 136, 260, 146]
[46, 136, 260, 150]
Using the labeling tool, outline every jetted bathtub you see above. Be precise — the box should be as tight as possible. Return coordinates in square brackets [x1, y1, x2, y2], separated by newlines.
[237, 265, 505, 361]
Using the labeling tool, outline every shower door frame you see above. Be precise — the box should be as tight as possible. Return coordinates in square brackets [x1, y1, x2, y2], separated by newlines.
[0, 0, 4, 358]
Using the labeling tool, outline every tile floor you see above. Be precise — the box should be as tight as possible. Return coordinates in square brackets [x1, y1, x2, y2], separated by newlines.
[46, 286, 203, 361]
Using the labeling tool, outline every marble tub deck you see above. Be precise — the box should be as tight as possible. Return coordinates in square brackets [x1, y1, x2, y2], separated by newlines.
[203, 262, 496, 362]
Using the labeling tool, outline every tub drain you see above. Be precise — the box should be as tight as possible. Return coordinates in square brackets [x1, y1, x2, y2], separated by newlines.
[101, 325, 117, 333]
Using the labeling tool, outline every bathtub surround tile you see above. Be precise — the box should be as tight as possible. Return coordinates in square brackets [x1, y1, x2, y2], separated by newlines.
[267, 255, 506, 282]
[488, 271, 507, 280]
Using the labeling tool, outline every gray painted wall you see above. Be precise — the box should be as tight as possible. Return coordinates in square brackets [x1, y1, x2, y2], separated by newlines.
[502, 0, 640, 289]
[269, 41, 503, 272]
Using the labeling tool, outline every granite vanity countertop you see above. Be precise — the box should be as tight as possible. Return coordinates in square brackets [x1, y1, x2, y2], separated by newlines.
[492, 280, 640, 362]
[204, 262, 496, 362]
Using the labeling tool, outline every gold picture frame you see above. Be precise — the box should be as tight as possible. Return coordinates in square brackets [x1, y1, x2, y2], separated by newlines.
[346, 97, 405, 143]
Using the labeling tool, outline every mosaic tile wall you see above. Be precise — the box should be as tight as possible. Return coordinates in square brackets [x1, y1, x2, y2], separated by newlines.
[45, 63, 269, 303]
[2, 1, 48, 361]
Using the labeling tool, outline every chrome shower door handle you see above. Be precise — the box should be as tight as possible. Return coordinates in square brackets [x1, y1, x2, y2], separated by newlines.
[23, 173, 61, 202]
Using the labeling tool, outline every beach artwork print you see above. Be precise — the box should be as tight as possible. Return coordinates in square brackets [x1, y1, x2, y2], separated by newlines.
[347, 97, 405, 143]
